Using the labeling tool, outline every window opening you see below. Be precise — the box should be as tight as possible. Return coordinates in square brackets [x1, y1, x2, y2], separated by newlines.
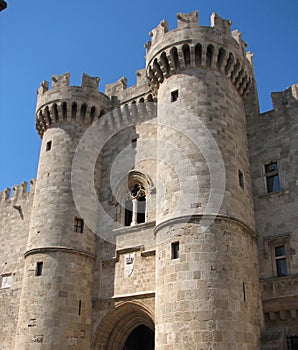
[124, 183, 147, 226]
[78, 300, 82, 315]
[1, 274, 12, 289]
[288, 336, 298, 350]
[243, 282, 246, 302]
[137, 194, 146, 224]
[46, 141, 52, 151]
[171, 90, 178, 102]
[171, 242, 180, 259]
[74, 218, 84, 233]
[35, 262, 43, 276]
[125, 199, 133, 227]
[275, 245, 288, 277]
[264, 161, 280, 193]
[131, 138, 137, 148]
[238, 170, 244, 189]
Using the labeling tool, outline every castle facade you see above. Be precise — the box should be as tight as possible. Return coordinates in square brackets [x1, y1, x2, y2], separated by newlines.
[0, 11, 297, 350]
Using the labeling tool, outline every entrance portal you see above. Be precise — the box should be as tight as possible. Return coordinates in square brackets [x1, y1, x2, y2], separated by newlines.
[92, 302, 154, 350]
[124, 325, 154, 350]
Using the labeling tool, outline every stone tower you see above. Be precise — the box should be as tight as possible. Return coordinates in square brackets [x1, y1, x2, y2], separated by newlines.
[146, 11, 262, 348]
[14, 73, 110, 349]
[1, 9, 294, 350]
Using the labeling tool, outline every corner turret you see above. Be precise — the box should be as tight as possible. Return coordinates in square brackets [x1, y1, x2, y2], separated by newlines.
[36, 72, 111, 137]
[146, 12, 254, 99]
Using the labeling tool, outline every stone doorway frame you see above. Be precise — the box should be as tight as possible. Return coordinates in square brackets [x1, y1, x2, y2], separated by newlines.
[92, 301, 154, 350]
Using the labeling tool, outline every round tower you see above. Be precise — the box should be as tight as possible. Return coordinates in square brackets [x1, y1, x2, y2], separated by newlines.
[14, 73, 110, 349]
[146, 12, 262, 349]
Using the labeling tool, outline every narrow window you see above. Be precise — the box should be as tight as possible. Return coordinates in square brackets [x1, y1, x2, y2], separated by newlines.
[35, 262, 43, 276]
[1, 274, 12, 289]
[124, 199, 133, 226]
[264, 161, 280, 193]
[242, 282, 246, 302]
[78, 300, 82, 315]
[238, 170, 244, 189]
[46, 141, 52, 151]
[171, 90, 178, 102]
[137, 195, 146, 224]
[171, 242, 180, 259]
[275, 246, 288, 277]
[74, 218, 84, 233]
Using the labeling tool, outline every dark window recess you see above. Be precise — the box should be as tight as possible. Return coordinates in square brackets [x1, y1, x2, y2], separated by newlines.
[137, 196, 146, 224]
[46, 141, 52, 151]
[125, 200, 133, 226]
[275, 245, 288, 277]
[243, 282, 246, 302]
[265, 161, 280, 193]
[74, 218, 84, 233]
[287, 336, 298, 350]
[171, 242, 180, 259]
[131, 138, 137, 148]
[35, 262, 43, 276]
[171, 90, 179, 102]
[238, 170, 244, 189]
[78, 300, 82, 315]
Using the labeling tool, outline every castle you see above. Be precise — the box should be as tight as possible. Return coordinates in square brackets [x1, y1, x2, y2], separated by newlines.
[0, 11, 297, 350]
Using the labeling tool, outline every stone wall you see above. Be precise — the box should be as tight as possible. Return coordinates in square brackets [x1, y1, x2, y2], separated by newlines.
[0, 181, 34, 350]
[248, 84, 298, 341]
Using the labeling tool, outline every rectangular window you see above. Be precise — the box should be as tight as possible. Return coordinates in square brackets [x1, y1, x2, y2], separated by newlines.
[171, 89, 179, 102]
[171, 242, 180, 259]
[264, 161, 280, 193]
[74, 217, 84, 233]
[275, 246, 288, 277]
[238, 170, 244, 189]
[78, 300, 82, 316]
[35, 262, 43, 276]
[1, 274, 12, 289]
[46, 140, 52, 151]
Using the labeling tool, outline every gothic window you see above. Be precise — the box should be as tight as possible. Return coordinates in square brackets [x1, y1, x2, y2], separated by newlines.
[115, 170, 154, 227]
[124, 183, 146, 226]
[264, 161, 280, 193]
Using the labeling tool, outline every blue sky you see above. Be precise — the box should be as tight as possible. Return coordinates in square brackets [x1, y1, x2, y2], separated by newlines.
[0, 0, 297, 191]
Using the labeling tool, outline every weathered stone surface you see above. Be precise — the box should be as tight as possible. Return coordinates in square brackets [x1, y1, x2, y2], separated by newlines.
[0, 10, 297, 350]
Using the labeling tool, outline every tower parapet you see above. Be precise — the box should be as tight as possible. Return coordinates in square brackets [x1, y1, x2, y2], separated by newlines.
[146, 11, 254, 99]
[271, 83, 298, 110]
[36, 72, 111, 137]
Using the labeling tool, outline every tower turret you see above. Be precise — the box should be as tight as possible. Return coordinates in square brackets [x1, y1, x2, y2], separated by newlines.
[147, 12, 262, 348]
[15, 73, 110, 349]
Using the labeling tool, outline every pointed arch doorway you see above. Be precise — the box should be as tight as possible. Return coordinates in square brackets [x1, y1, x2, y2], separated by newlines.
[92, 302, 155, 350]
[124, 324, 154, 350]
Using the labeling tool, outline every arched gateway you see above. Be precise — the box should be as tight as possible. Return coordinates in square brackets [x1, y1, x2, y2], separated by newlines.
[92, 302, 155, 350]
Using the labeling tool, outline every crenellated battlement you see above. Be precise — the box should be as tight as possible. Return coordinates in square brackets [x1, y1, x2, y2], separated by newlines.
[0, 179, 36, 204]
[146, 11, 254, 99]
[271, 84, 298, 110]
[36, 73, 111, 137]
[105, 69, 152, 105]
